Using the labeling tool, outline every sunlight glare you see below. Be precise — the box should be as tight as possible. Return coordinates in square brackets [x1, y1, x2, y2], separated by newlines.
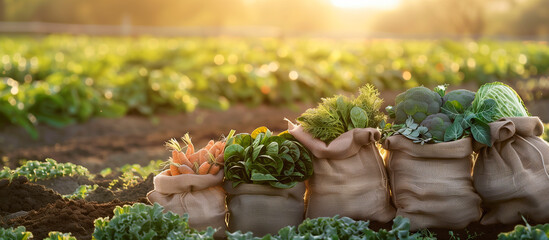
[330, 0, 401, 9]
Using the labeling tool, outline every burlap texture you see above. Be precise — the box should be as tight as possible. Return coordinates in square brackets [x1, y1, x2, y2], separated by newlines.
[147, 171, 227, 237]
[383, 135, 481, 230]
[473, 117, 549, 224]
[224, 182, 306, 236]
[288, 123, 395, 222]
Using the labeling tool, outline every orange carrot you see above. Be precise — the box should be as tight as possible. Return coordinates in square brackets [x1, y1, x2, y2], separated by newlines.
[172, 150, 182, 164]
[198, 162, 212, 175]
[178, 152, 193, 168]
[183, 134, 194, 155]
[169, 163, 181, 176]
[178, 164, 195, 174]
[198, 149, 209, 165]
[208, 164, 220, 175]
[215, 153, 224, 164]
[188, 149, 207, 164]
[205, 140, 215, 151]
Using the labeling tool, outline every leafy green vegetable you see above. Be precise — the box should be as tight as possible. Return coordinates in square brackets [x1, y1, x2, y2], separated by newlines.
[442, 89, 475, 112]
[93, 203, 215, 240]
[392, 86, 442, 124]
[442, 96, 497, 146]
[420, 113, 452, 141]
[471, 82, 530, 122]
[0, 226, 33, 240]
[297, 84, 385, 144]
[497, 217, 549, 240]
[0, 158, 90, 182]
[226, 216, 428, 240]
[43, 232, 77, 240]
[224, 127, 313, 189]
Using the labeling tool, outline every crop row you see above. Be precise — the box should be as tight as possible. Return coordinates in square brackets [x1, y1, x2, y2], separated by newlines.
[1, 36, 549, 137]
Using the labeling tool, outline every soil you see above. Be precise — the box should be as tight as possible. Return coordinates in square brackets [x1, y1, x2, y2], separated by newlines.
[0, 176, 62, 214]
[35, 175, 94, 195]
[86, 173, 154, 203]
[7, 199, 148, 240]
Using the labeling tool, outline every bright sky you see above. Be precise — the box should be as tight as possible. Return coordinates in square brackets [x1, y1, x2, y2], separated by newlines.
[330, 0, 401, 9]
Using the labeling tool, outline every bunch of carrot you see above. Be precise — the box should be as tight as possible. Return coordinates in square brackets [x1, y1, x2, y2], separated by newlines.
[164, 131, 232, 176]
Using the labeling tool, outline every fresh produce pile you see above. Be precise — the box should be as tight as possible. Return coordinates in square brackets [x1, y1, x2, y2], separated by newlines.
[2, 36, 549, 138]
[164, 133, 229, 176]
[382, 82, 530, 146]
[224, 127, 313, 188]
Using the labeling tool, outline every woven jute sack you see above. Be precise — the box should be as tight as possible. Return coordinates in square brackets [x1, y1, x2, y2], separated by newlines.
[383, 135, 482, 230]
[147, 171, 227, 237]
[473, 117, 549, 225]
[224, 181, 306, 237]
[288, 123, 395, 222]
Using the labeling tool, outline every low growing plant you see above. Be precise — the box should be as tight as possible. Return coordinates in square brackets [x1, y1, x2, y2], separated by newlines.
[224, 127, 313, 189]
[0, 226, 33, 240]
[62, 184, 98, 200]
[92, 203, 215, 240]
[0, 158, 89, 182]
[226, 216, 430, 240]
[497, 217, 549, 240]
[43, 232, 77, 240]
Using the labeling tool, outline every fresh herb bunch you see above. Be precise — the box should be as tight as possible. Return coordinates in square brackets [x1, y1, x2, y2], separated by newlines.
[224, 127, 313, 189]
[93, 203, 215, 240]
[297, 84, 385, 144]
[43, 232, 77, 240]
[497, 217, 549, 240]
[0, 226, 33, 240]
[226, 216, 427, 240]
[0, 158, 90, 182]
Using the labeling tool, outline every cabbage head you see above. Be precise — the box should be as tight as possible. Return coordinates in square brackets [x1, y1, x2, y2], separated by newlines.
[471, 82, 529, 122]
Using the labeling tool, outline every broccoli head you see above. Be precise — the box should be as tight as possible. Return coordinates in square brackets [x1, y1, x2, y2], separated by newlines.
[394, 86, 442, 124]
[420, 113, 452, 141]
[442, 89, 475, 110]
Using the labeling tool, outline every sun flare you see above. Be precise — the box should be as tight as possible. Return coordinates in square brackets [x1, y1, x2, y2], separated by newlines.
[330, 0, 401, 9]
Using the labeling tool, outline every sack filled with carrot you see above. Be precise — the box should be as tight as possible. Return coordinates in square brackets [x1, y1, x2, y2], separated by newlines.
[147, 130, 234, 239]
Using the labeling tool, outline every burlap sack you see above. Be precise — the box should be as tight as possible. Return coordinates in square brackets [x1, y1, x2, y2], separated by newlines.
[383, 135, 482, 230]
[224, 181, 306, 236]
[288, 123, 395, 222]
[147, 171, 226, 237]
[473, 117, 549, 225]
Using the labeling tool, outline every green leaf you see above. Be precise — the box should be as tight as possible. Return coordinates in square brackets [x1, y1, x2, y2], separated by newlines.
[444, 116, 465, 142]
[350, 106, 368, 129]
[265, 142, 279, 156]
[441, 100, 464, 119]
[475, 98, 497, 123]
[250, 171, 277, 182]
[471, 121, 492, 146]
[224, 144, 245, 161]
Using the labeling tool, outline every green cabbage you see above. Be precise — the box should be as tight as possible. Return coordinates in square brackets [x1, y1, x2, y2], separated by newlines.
[471, 82, 529, 122]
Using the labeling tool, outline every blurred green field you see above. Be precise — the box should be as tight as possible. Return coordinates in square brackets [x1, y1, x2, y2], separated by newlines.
[1, 35, 549, 138]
